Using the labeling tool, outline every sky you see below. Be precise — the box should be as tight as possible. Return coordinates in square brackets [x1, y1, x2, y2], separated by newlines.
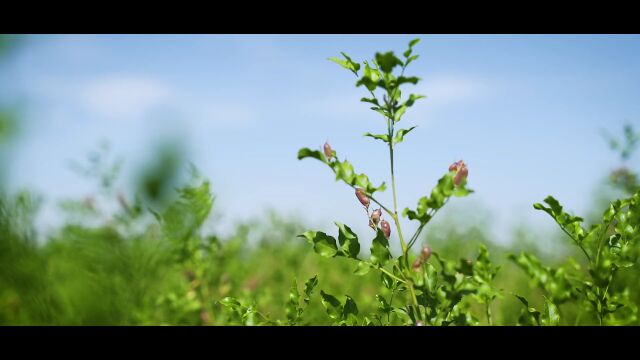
[1, 34, 640, 246]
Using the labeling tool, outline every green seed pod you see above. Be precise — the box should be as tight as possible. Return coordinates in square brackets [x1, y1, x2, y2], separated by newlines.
[355, 188, 370, 209]
[380, 219, 391, 239]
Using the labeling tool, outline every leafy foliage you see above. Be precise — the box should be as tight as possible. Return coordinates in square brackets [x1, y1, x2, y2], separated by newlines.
[512, 190, 640, 325]
[2, 37, 640, 327]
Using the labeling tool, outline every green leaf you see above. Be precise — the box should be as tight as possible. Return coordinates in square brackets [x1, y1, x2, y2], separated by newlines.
[363, 62, 380, 82]
[219, 297, 245, 315]
[329, 159, 386, 195]
[396, 76, 420, 86]
[394, 126, 417, 145]
[404, 93, 426, 107]
[542, 297, 560, 326]
[299, 231, 339, 258]
[370, 229, 391, 266]
[376, 294, 392, 314]
[364, 133, 390, 143]
[514, 294, 541, 326]
[393, 105, 407, 122]
[328, 52, 360, 73]
[375, 51, 403, 74]
[335, 222, 360, 258]
[320, 290, 343, 320]
[361, 97, 379, 106]
[297, 147, 326, 162]
[357, 62, 381, 91]
[343, 295, 359, 323]
[340, 52, 361, 72]
[286, 278, 300, 324]
[403, 171, 472, 225]
[534, 196, 587, 245]
[328, 57, 349, 69]
[332, 159, 355, 181]
[303, 275, 318, 304]
[403, 39, 421, 61]
[508, 252, 575, 303]
[160, 180, 214, 253]
[380, 271, 394, 289]
[405, 55, 419, 66]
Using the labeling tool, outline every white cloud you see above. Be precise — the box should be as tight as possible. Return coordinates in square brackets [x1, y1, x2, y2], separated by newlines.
[82, 75, 172, 120]
[417, 75, 487, 107]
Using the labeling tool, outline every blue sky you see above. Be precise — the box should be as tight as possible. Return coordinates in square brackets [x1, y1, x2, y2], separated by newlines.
[2, 34, 640, 246]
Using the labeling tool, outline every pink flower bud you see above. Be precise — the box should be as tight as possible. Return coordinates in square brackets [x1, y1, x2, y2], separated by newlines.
[323, 141, 333, 160]
[355, 188, 370, 209]
[370, 208, 382, 226]
[454, 166, 468, 186]
[448, 160, 461, 172]
[449, 160, 468, 187]
[380, 219, 391, 239]
[420, 246, 432, 262]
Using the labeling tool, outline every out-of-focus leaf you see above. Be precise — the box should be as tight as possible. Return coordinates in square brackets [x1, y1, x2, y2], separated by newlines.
[354, 261, 371, 276]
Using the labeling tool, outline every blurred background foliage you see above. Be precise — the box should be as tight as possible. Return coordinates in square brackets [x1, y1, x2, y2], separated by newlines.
[1, 34, 639, 325]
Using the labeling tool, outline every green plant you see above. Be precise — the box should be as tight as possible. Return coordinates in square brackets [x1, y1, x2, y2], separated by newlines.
[297, 39, 501, 326]
[602, 123, 640, 195]
[511, 192, 640, 325]
[509, 123, 640, 326]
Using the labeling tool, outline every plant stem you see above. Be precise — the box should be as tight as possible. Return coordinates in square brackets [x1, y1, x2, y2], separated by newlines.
[407, 282, 421, 320]
[388, 289, 396, 323]
[486, 303, 493, 326]
[388, 135, 408, 265]
[366, 262, 406, 284]
[559, 226, 591, 263]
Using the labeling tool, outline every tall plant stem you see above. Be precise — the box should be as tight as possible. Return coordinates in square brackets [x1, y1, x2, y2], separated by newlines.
[389, 144, 407, 256]
[385, 119, 419, 316]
